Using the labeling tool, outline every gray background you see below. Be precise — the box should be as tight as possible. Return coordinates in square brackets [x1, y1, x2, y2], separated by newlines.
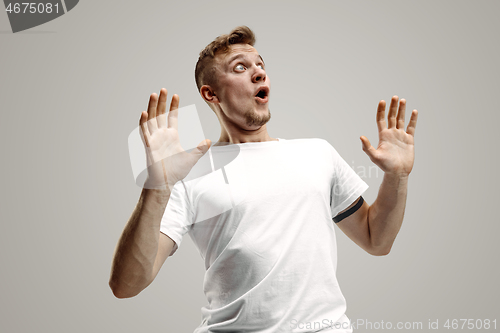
[1, 0, 498, 332]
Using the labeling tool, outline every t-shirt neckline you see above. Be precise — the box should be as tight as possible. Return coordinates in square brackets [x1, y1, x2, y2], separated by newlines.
[212, 138, 283, 150]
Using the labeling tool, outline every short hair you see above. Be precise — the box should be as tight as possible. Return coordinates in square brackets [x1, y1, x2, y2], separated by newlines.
[195, 26, 256, 92]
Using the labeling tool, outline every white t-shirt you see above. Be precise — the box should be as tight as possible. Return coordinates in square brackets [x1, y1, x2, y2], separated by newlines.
[160, 138, 368, 333]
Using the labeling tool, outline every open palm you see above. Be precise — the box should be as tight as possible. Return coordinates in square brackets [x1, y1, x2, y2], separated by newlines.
[360, 96, 418, 177]
[139, 88, 211, 189]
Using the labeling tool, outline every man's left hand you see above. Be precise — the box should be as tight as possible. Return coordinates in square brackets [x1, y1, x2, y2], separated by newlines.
[360, 96, 418, 177]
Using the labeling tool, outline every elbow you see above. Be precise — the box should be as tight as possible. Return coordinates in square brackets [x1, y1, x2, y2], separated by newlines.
[109, 279, 141, 299]
[111, 288, 136, 299]
[369, 247, 391, 256]
[108, 269, 154, 299]
[367, 243, 392, 256]
[365, 232, 394, 256]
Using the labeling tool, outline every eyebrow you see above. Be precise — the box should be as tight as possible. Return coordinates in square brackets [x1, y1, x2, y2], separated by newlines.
[227, 53, 265, 67]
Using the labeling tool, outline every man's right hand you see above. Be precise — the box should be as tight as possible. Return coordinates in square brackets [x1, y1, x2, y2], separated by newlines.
[139, 88, 211, 190]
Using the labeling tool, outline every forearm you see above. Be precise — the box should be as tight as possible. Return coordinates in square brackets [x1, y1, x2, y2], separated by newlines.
[367, 173, 408, 254]
[109, 187, 171, 297]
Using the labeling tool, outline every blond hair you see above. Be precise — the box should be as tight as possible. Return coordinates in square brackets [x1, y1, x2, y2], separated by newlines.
[195, 26, 256, 91]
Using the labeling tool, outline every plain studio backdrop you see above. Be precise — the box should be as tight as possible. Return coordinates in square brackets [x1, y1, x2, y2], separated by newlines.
[1, 1, 498, 332]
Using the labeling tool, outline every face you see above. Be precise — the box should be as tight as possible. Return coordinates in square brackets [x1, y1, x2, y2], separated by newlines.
[210, 44, 271, 129]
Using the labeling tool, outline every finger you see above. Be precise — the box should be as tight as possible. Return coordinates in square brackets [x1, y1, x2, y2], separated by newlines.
[376, 100, 387, 132]
[139, 110, 148, 126]
[360, 136, 377, 161]
[387, 95, 399, 128]
[147, 93, 159, 133]
[139, 111, 151, 148]
[167, 94, 180, 129]
[406, 109, 418, 136]
[396, 98, 406, 129]
[156, 88, 168, 128]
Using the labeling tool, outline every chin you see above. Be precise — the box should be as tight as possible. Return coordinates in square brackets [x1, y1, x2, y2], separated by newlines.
[245, 107, 271, 127]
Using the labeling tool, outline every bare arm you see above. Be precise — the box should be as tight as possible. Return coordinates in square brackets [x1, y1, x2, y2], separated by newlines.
[336, 96, 418, 256]
[109, 188, 175, 298]
[336, 174, 408, 255]
[109, 89, 210, 298]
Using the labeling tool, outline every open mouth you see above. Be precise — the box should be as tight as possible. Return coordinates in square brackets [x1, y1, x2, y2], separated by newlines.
[255, 86, 269, 103]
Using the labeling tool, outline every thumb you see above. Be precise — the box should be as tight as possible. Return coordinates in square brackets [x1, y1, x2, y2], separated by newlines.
[360, 136, 376, 160]
[192, 139, 212, 157]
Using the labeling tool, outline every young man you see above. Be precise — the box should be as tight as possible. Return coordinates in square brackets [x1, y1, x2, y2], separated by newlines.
[109, 26, 418, 332]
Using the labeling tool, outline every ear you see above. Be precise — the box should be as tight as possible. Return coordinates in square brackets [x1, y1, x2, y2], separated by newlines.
[200, 85, 219, 104]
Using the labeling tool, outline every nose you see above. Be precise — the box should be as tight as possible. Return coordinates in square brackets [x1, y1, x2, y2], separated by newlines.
[252, 65, 266, 83]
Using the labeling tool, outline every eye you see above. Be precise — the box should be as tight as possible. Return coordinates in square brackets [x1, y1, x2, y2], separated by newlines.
[235, 64, 246, 71]
[257, 64, 265, 70]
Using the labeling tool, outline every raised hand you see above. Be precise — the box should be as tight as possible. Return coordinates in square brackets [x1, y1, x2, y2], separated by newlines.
[139, 88, 211, 189]
[360, 96, 418, 177]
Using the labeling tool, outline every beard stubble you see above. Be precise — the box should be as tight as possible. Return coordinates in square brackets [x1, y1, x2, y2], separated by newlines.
[244, 107, 271, 127]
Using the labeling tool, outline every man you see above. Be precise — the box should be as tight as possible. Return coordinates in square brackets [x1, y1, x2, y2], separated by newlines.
[109, 26, 418, 332]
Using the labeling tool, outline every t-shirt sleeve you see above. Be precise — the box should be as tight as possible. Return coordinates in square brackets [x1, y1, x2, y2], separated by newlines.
[327, 141, 369, 218]
[160, 180, 194, 256]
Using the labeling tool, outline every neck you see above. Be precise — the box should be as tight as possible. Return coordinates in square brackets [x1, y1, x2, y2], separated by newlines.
[218, 124, 277, 144]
